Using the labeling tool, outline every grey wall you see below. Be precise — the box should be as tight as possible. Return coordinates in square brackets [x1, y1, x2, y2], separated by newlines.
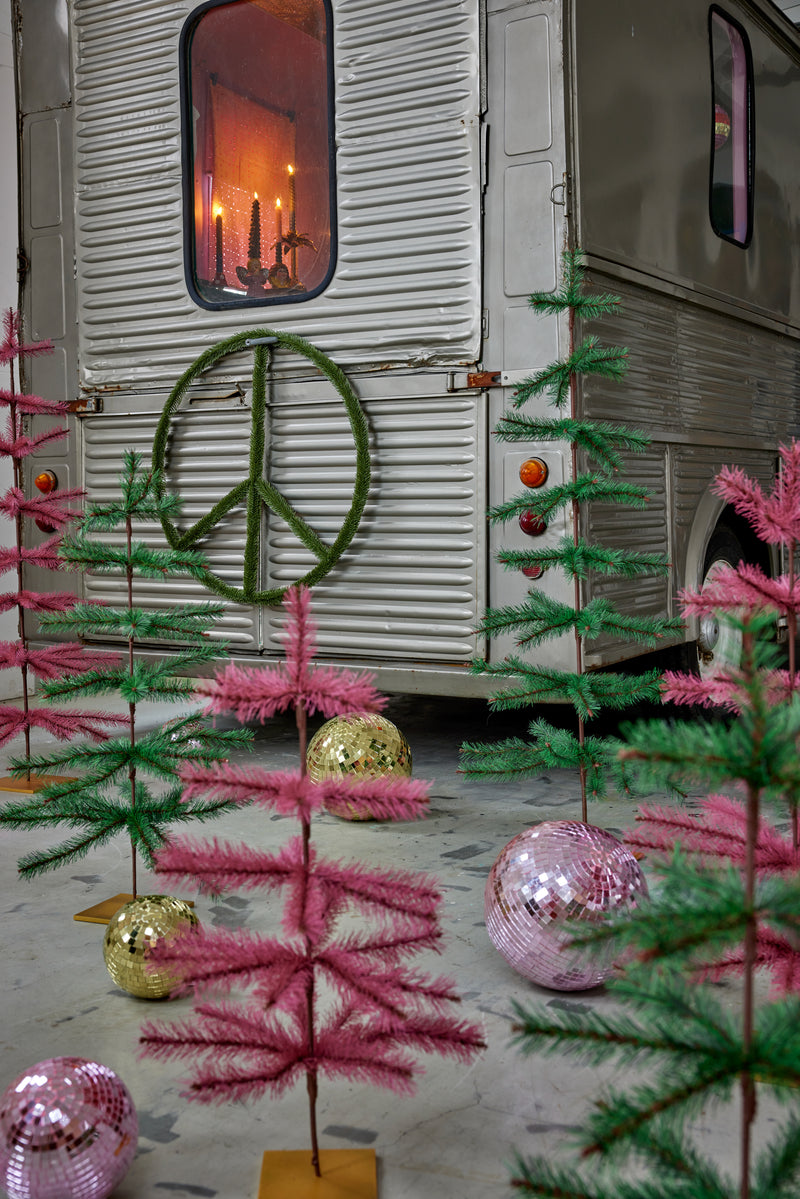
[773, 0, 800, 23]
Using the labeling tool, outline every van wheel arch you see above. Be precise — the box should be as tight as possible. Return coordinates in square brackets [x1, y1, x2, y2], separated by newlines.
[691, 524, 744, 679]
[679, 507, 772, 678]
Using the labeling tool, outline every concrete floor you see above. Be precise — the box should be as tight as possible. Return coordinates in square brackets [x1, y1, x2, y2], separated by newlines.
[0, 690, 745, 1198]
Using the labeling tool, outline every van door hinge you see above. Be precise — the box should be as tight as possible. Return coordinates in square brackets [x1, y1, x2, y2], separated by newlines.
[70, 395, 103, 414]
[17, 250, 29, 287]
[447, 370, 502, 391]
[468, 370, 501, 388]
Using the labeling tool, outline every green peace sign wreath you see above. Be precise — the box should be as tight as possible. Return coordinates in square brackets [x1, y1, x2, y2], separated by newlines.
[152, 329, 371, 605]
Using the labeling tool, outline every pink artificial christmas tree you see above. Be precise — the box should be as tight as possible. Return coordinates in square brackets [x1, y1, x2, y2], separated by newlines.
[140, 586, 485, 1191]
[0, 310, 124, 781]
[627, 439, 800, 995]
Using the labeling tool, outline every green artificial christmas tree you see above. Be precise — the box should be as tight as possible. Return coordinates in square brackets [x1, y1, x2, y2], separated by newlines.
[461, 249, 682, 817]
[0, 451, 250, 897]
[507, 597, 800, 1198]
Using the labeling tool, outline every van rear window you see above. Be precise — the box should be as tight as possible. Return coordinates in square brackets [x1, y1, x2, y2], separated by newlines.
[181, 0, 335, 308]
[709, 7, 753, 247]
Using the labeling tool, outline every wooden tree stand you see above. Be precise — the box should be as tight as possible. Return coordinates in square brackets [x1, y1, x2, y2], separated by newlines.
[73, 893, 135, 924]
[0, 774, 75, 793]
[257, 1149, 377, 1198]
[73, 894, 195, 924]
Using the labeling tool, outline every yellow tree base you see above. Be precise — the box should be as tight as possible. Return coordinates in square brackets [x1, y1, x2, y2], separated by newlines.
[257, 1149, 377, 1198]
[73, 894, 194, 924]
[0, 774, 76, 794]
[73, 893, 135, 924]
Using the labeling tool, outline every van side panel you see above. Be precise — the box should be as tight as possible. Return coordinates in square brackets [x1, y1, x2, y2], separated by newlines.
[581, 273, 796, 665]
[570, 1, 800, 666]
[573, 0, 800, 327]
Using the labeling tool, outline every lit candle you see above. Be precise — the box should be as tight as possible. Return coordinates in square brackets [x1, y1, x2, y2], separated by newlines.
[275, 197, 283, 265]
[287, 164, 296, 232]
[248, 192, 261, 260]
[213, 206, 223, 274]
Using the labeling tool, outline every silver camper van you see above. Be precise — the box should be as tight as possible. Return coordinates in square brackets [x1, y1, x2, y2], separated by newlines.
[15, 0, 800, 694]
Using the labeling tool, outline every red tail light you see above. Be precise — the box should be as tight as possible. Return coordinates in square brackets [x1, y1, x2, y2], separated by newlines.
[519, 510, 546, 537]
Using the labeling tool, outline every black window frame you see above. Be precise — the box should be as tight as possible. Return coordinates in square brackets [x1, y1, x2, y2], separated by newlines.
[708, 4, 755, 249]
[180, 0, 338, 311]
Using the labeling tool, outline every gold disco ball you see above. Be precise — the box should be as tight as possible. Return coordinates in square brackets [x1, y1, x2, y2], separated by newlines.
[103, 894, 198, 999]
[307, 713, 412, 819]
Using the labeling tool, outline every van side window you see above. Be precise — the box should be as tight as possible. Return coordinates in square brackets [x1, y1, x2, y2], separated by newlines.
[709, 7, 753, 247]
[182, 0, 335, 308]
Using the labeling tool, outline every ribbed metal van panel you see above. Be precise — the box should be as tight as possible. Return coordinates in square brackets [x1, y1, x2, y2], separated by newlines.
[80, 409, 259, 649]
[72, 0, 481, 386]
[79, 389, 484, 662]
[265, 394, 484, 660]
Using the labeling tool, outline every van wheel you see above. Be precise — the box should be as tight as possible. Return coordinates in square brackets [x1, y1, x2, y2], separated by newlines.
[692, 527, 743, 680]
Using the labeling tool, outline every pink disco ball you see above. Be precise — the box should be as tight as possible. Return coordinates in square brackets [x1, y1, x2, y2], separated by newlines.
[485, 821, 648, 991]
[0, 1057, 138, 1199]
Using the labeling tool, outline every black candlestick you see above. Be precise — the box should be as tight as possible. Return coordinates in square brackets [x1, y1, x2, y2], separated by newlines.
[248, 198, 261, 260]
[215, 214, 223, 274]
[213, 212, 227, 287]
